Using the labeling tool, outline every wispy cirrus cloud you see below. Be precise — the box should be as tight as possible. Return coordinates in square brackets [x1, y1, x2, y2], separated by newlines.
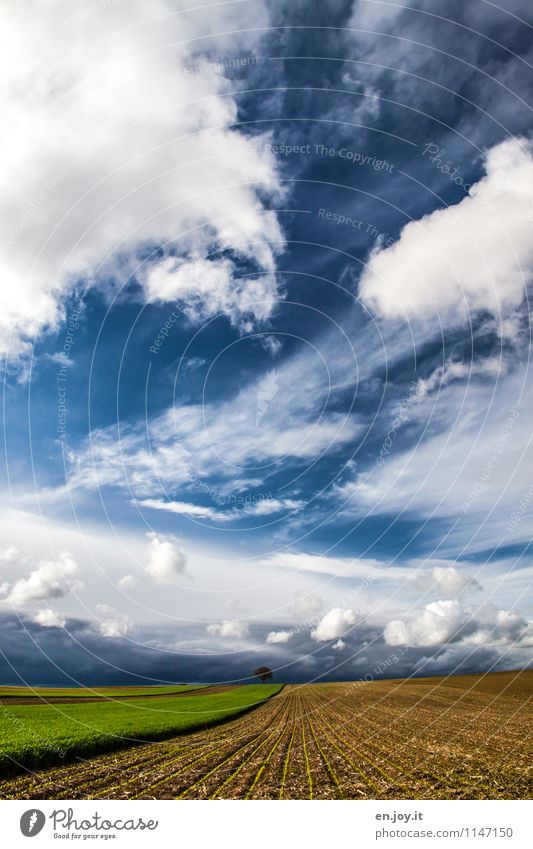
[42, 337, 364, 509]
[135, 496, 304, 523]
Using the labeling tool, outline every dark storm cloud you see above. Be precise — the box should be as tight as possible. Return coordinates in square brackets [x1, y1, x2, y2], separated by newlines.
[1, 613, 528, 686]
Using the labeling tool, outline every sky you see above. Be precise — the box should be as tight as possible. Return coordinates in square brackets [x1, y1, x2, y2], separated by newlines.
[0, 0, 532, 685]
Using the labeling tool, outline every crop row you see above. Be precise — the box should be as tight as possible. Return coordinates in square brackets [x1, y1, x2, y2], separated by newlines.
[0, 680, 530, 800]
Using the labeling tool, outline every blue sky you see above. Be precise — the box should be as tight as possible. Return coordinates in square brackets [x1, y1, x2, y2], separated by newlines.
[0, 0, 532, 685]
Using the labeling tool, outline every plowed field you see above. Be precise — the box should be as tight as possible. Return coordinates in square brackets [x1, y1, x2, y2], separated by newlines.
[1, 671, 530, 800]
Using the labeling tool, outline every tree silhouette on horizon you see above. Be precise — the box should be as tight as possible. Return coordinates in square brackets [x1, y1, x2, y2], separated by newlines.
[254, 666, 273, 682]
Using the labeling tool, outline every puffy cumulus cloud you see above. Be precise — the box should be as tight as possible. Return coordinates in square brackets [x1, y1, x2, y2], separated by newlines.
[96, 604, 131, 639]
[416, 566, 482, 598]
[291, 591, 324, 621]
[332, 639, 346, 650]
[461, 604, 530, 647]
[206, 620, 249, 639]
[34, 608, 66, 628]
[311, 608, 357, 642]
[359, 139, 533, 332]
[0, 608, 527, 685]
[0, 545, 21, 563]
[385, 600, 464, 647]
[0, 0, 282, 360]
[6, 551, 80, 606]
[145, 533, 187, 581]
[413, 645, 499, 677]
[266, 629, 292, 644]
[385, 600, 530, 649]
[144, 258, 279, 329]
[117, 574, 138, 591]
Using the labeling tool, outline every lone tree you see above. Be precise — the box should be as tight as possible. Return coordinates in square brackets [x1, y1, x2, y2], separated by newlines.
[254, 666, 273, 683]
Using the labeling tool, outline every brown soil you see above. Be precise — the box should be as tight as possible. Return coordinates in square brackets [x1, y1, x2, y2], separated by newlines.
[0, 672, 531, 800]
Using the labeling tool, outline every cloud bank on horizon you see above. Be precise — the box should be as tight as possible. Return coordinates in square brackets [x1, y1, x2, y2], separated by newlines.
[0, 0, 532, 685]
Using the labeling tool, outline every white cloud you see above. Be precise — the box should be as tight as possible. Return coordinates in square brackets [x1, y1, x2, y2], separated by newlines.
[145, 533, 187, 581]
[359, 139, 533, 330]
[384, 599, 529, 648]
[416, 566, 482, 598]
[259, 335, 283, 357]
[40, 305, 367, 506]
[244, 498, 304, 517]
[0, 0, 282, 360]
[206, 619, 249, 639]
[117, 574, 138, 591]
[135, 496, 303, 522]
[144, 258, 279, 328]
[34, 608, 66, 628]
[137, 498, 225, 521]
[417, 357, 506, 398]
[335, 367, 533, 552]
[461, 604, 530, 647]
[6, 551, 80, 606]
[332, 639, 346, 650]
[292, 591, 324, 620]
[61, 386, 361, 501]
[0, 545, 21, 563]
[268, 552, 385, 579]
[266, 629, 292, 644]
[44, 352, 75, 368]
[385, 600, 464, 647]
[96, 604, 131, 639]
[311, 607, 357, 642]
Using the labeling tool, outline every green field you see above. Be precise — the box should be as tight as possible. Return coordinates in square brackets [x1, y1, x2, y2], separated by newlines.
[0, 684, 282, 776]
[0, 684, 205, 699]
